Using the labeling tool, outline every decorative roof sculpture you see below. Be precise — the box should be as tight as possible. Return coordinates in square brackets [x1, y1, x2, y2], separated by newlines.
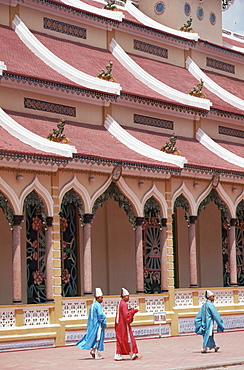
[47, 119, 70, 144]
[160, 134, 181, 155]
[189, 79, 206, 99]
[180, 17, 195, 33]
[97, 61, 117, 82]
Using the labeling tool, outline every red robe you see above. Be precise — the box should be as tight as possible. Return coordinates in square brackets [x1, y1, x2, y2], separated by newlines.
[115, 299, 138, 355]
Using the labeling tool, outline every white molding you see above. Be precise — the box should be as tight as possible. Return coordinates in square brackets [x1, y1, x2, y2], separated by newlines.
[124, 1, 199, 42]
[172, 181, 197, 215]
[104, 114, 187, 168]
[0, 108, 76, 158]
[186, 56, 244, 112]
[60, 0, 124, 22]
[141, 183, 168, 219]
[196, 128, 244, 169]
[0, 176, 20, 215]
[12, 16, 121, 96]
[59, 174, 91, 213]
[110, 39, 212, 111]
[0, 61, 7, 75]
[223, 41, 244, 55]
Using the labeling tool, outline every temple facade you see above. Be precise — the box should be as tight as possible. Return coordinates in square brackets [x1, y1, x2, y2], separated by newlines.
[0, 0, 244, 350]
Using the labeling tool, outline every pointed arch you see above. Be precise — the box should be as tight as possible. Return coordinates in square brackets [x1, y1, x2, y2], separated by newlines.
[234, 189, 244, 213]
[141, 183, 167, 218]
[172, 182, 197, 215]
[197, 183, 234, 220]
[92, 181, 137, 226]
[19, 177, 53, 216]
[91, 176, 142, 217]
[60, 174, 90, 213]
[0, 176, 20, 214]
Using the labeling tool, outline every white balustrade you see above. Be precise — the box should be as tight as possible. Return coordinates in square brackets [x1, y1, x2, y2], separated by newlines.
[145, 297, 165, 313]
[24, 307, 49, 326]
[0, 309, 15, 328]
[62, 299, 86, 318]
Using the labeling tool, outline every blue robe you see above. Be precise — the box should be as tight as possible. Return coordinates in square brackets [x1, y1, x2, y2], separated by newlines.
[76, 300, 106, 351]
[195, 300, 224, 348]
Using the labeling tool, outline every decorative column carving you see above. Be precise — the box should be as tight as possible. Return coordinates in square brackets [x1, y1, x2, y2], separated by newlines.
[46, 217, 54, 302]
[12, 215, 24, 304]
[135, 217, 144, 294]
[160, 218, 168, 292]
[229, 218, 238, 286]
[83, 214, 94, 295]
[189, 216, 198, 288]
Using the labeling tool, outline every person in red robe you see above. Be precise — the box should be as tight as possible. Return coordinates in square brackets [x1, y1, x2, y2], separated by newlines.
[114, 288, 142, 361]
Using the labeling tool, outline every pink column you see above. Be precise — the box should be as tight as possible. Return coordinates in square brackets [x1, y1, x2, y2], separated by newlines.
[83, 214, 94, 295]
[12, 215, 24, 304]
[229, 218, 238, 286]
[135, 217, 144, 293]
[46, 217, 54, 302]
[160, 218, 168, 292]
[189, 216, 198, 288]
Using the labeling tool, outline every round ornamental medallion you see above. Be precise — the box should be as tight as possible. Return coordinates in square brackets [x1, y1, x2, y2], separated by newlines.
[210, 12, 216, 25]
[154, 1, 165, 15]
[197, 6, 204, 20]
[184, 2, 191, 16]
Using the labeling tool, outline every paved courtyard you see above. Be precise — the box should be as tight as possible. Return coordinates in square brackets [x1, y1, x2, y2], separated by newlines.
[1, 330, 244, 370]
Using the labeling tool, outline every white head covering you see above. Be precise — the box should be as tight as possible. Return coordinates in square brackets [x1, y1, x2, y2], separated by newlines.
[94, 287, 103, 297]
[121, 287, 129, 297]
[205, 290, 214, 299]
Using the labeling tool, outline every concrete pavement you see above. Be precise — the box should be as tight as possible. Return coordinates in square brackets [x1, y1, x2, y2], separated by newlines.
[1, 330, 244, 370]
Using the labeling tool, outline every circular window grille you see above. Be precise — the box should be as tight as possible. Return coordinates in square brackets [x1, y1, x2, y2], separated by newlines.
[184, 2, 191, 16]
[197, 6, 204, 20]
[154, 1, 166, 15]
[210, 12, 216, 25]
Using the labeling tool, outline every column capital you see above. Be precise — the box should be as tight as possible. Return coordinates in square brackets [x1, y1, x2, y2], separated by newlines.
[135, 217, 144, 226]
[161, 218, 167, 227]
[189, 216, 198, 224]
[230, 218, 237, 226]
[46, 216, 53, 227]
[13, 215, 24, 226]
[84, 214, 94, 224]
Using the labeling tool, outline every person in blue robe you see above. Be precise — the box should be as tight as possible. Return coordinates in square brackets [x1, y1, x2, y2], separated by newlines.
[76, 287, 106, 359]
[195, 290, 224, 353]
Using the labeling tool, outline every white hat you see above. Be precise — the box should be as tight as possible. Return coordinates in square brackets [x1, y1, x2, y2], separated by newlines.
[121, 288, 129, 297]
[94, 287, 103, 297]
[205, 290, 214, 298]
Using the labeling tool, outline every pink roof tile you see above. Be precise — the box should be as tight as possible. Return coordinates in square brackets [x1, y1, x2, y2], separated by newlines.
[2, 110, 244, 173]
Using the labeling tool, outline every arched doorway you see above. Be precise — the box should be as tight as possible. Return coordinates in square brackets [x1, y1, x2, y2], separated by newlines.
[60, 189, 84, 297]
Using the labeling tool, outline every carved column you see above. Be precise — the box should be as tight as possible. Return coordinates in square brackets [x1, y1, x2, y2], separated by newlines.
[46, 217, 54, 302]
[229, 218, 238, 286]
[189, 216, 198, 288]
[135, 217, 144, 293]
[160, 218, 168, 292]
[83, 214, 94, 295]
[12, 215, 24, 304]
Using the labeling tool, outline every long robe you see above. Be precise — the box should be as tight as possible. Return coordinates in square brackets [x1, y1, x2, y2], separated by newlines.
[115, 299, 138, 355]
[76, 300, 106, 351]
[195, 300, 224, 348]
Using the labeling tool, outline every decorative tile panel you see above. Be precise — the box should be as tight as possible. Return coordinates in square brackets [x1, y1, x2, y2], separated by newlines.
[238, 290, 244, 303]
[206, 57, 235, 74]
[24, 98, 76, 117]
[66, 324, 170, 343]
[24, 308, 49, 326]
[198, 290, 233, 306]
[62, 300, 86, 318]
[219, 125, 244, 139]
[179, 318, 195, 333]
[134, 114, 173, 129]
[0, 310, 15, 328]
[134, 40, 168, 59]
[223, 315, 244, 330]
[44, 17, 86, 39]
[145, 297, 165, 313]
[0, 339, 54, 351]
[175, 291, 193, 307]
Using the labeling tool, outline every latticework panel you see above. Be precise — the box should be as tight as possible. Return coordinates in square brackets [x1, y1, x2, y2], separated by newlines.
[24, 308, 49, 326]
[145, 297, 165, 313]
[175, 291, 192, 307]
[0, 310, 15, 328]
[62, 300, 86, 318]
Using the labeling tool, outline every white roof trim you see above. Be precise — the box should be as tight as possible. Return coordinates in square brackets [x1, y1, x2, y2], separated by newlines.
[0, 108, 77, 158]
[12, 16, 121, 95]
[0, 61, 7, 75]
[125, 1, 199, 42]
[186, 56, 244, 112]
[104, 115, 187, 168]
[93, 0, 199, 41]
[196, 128, 244, 168]
[110, 39, 212, 110]
[223, 41, 244, 54]
[60, 0, 124, 22]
